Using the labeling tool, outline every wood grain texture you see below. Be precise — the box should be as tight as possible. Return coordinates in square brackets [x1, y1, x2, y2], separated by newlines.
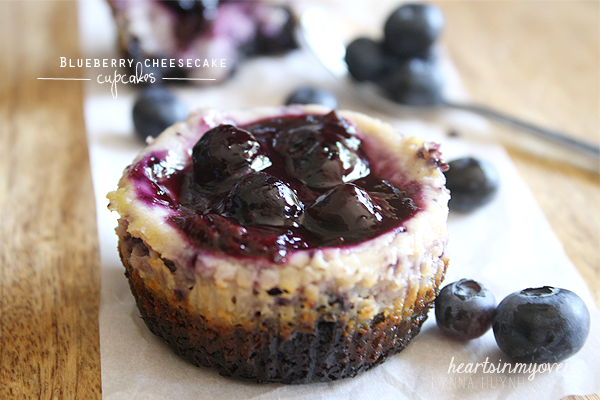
[438, 0, 600, 309]
[438, 3, 599, 398]
[0, 1, 102, 399]
[0, 0, 597, 399]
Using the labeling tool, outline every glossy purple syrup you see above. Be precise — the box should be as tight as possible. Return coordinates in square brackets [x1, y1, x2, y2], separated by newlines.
[128, 112, 423, 263]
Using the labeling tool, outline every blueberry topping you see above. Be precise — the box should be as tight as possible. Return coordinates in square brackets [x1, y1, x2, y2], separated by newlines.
[383, 3, 445, 58]
[132, 86, 189, 141]
[285, 87, 338, 109]
[492, 287, 590, 363]
[379, 58, 444, 106]
[192, 124, 271, 190]
[444, 157, 499, 212]
[127, 113, 425, 261]
[223, 172, 304, 227]
[345, 37, 394, 82]
[434, 279, 496, 340]
[274, 113, 369, 189]
[305, 183, 385, 242]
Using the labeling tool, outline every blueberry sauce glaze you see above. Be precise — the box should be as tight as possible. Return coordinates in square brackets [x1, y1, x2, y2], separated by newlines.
[127, 112, 427, 262]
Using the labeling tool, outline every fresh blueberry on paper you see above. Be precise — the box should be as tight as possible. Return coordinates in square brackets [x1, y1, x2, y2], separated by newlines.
[132, 86, 188, 142]
[493, 286, 590, 363]
[435, 279, 496, 340]
[345, 37, 394, 82]
[378, 57, 444, 106]
[284, 87, 338, 109]
[343, 3, 446, 106]
[444, 157, 500, 212]
[383, 3, 445, 58]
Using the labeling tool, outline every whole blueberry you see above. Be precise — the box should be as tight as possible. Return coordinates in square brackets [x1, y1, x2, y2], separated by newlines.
[378, 58, 444, 106]
[493, 287, 590, 363]
[192, 124, 271, 190]
[223, 172, 304, 227]
[444, 157, 499, 212]
[345, 37, 395, 82]
[305, 183, 383, 242]
[284, 87, 338, 109]
[132, 86, 188, 142]
[274, 120, 369, 189]
[435, 279, 496, 340]
[383, 3, 445, 58]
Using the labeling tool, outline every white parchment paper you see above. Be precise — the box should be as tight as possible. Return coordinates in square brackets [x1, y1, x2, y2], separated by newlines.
[78, 0, 600, 398]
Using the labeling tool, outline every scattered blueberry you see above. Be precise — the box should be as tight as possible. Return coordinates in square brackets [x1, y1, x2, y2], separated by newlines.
[132, 86, 189, 142]
[284, 87, 338, 109]
[383, 3, 445, 58]
[345, 37, 395, 82]
[223, 171, 304, 227]
[435, 279, 496, 340]
[192, 124, 271, 190]
[493, 287, 590, 363]
[305, 183, 383, 241]
[444, 157, 499, 212]
[343, 3, 446, 106]
[379, 57, 444, 106]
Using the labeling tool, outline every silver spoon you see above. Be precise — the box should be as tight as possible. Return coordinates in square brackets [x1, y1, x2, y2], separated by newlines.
[299, 7, 600, 169]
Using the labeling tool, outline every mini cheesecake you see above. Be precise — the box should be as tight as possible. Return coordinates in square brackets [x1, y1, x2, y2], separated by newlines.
[107, 0, 297, 82]
[108, 105, 450, 383]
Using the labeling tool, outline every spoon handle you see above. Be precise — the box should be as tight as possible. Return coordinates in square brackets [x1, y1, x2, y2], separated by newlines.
[443, 100, 600, 160]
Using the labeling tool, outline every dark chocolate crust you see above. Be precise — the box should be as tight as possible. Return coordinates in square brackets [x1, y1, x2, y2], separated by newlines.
[120, 236, 433, 384]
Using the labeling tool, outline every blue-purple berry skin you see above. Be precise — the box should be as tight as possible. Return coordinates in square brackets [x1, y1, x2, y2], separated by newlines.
[223, 171, 304, 227]
[379, 57, 444, 106]
[305, 183, 383, 241]
[191, 124, 269, 190]
[444, 157, 500, 213]
[345, 37, 394, 82]
[285, 87, 338, 109]
[493, 287, 590, 363]
[383, 3, 445, 58]
[132, 86, 188, 141]
[435, 279, 496, 340]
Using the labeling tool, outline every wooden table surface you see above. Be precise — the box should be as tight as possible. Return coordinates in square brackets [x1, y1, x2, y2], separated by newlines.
[0, 1, 597, 399]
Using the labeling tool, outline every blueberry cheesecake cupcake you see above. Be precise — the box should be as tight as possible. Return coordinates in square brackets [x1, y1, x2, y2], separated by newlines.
[107, 0, 297, 82]
[107, 105, 450, 383]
